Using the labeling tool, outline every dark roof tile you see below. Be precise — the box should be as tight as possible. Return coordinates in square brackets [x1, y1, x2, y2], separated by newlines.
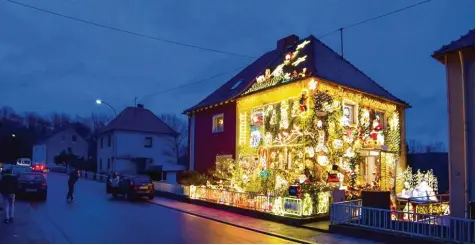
[99, 107, 177, 135]
[433, 29, 475, 62]
[185, 34, 409, 113]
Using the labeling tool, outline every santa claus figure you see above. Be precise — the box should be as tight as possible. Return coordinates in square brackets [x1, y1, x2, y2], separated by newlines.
[370, 116, 384, 145]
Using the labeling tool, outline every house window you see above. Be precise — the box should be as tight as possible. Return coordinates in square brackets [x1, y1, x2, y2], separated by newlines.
[212, 114, 224, 133]
[99, 159, 102, 170]
[108, 135, 111, 147]
[144, 137, 153, 148]
[343, 103, 357, 125]
[67, 147, 72, 153]
[72, 135, 77, 143]
[107, 158, 110, 170]
[375, 111, 385, 129]
[100, 137, 104, 148]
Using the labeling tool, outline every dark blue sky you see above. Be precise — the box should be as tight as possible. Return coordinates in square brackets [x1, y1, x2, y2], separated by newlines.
[0, 0, 474, 146]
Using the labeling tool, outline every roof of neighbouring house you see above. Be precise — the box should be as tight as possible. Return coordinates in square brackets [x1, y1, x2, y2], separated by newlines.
[99, 106, 177, 136]
[184, 34, 410, 113]
[433, 29, 475, 63]
[35, 123, 90, 145]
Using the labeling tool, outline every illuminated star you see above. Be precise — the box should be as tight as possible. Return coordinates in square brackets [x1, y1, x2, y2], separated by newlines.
[309, 79, 317, 90]
[292, 56, 307, 66]
[297, 40, 311, 50]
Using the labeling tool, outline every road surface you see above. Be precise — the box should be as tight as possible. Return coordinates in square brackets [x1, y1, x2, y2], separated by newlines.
[2, 173, 294, 244]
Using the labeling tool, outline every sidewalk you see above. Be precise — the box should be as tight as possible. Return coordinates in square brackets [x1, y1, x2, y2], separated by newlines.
[0, 201, 50, 244]
[148, 197, 377, 244]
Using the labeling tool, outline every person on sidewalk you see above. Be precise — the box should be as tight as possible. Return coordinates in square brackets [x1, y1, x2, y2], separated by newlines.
[0, 167, 18, 223]
[66, 168, 80, 202]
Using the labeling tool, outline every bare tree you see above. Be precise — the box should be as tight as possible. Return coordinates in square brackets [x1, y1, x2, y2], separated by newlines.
[49, 113, 71, 130]
[0, 106, 15, 119]
[408, 140, 447, 153]
[407, 139, 425, 153]
[159, 113, 188, 165]
[425, 141, 446, 153]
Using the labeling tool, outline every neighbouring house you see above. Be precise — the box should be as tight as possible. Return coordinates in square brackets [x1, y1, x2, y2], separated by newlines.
[185, 34, 410, 194]
[32, 125, 89, 166]
[97, 104, 184, 182]
[433, 29, 475, 218]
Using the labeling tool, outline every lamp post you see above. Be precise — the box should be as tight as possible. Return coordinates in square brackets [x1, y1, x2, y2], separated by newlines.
[95, 99, 118, 173]
[95, 99, 117, 117]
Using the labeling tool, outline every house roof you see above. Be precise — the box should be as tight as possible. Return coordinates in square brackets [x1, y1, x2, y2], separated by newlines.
[35, 123, 90, 145]
[184, 34, 409, 113]
[433, 29, 475, 63]
[99, 106, 177, 136]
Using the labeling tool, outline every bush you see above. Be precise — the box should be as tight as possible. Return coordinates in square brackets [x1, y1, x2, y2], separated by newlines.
[178, 170, 208, 186]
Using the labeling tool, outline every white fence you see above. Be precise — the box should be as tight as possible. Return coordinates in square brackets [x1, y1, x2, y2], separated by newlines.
[153, 182, 190, 196]
[330, 200, 475, 243]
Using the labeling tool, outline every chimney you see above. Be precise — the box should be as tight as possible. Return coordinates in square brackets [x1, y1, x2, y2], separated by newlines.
[277, 34, 299, 52]
[137, 104, 144, 109]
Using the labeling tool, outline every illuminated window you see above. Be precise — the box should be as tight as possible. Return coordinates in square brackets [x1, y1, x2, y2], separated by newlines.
[212, 114, 224, 133]
[375, 111, 385, 128]
[343, 103, 357, 125]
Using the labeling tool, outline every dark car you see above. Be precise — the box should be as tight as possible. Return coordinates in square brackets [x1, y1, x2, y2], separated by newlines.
[16, 172, 47, 201]
[31, 163, 46, 173]
[108, 176, 155, 201]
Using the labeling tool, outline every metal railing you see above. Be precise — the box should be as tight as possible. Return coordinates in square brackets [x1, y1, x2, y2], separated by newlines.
[153, 182, 190, 196]
[190, 186, 278, 213]
[330, 200, 475, 243]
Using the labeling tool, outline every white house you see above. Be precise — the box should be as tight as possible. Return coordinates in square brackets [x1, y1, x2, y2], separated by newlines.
[97, 104, 185, 182]
[433, 29, 474, 218]
[32, 125, 89, 166]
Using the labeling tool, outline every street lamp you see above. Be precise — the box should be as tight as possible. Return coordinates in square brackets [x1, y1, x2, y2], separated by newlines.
[95, 99, 118, 173]
[11, 134, 15, 138]
[95, 99, 117, 117]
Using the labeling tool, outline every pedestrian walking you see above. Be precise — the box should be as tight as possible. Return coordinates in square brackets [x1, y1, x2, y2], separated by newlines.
[0, 167, 18, 223]
[66, 168, 80, 202]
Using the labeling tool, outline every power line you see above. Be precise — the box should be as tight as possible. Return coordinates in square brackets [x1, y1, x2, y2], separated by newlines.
[5, 0, 257, 59]
[137, 65, 246, 102]
[318, 0, 435, 39]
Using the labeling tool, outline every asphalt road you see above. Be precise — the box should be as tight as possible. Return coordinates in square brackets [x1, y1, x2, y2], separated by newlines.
[1, 173, 295, 244]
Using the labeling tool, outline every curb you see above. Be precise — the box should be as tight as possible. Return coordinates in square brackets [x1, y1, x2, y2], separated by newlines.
[147, 200, 312, 244]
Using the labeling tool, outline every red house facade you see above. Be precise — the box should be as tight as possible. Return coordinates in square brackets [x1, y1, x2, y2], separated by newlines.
[185, 34, 410, 186]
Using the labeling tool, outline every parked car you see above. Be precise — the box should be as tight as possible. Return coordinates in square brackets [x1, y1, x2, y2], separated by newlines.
[16, 172, 47, 201]
[12, 165, 31, 175]
[107, 175, 155, 201]
[31, 163, 47, 173]
[16, 158, 32, 167]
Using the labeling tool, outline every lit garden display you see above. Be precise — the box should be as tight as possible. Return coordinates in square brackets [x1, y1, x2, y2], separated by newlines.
[188, 38, 430, 219]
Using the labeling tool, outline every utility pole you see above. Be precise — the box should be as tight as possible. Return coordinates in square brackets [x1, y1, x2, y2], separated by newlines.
[340, 28, 344, 58]
[134, 97, 138, 106]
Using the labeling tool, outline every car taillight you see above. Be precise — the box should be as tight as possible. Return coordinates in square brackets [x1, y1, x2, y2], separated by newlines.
[133, 185, 138, 190]
[41, 182, 47, 187]
[148, 184, 153, 190]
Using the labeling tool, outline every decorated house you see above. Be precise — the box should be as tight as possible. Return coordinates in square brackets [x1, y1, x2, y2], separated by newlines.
[184, 35, 410, 217]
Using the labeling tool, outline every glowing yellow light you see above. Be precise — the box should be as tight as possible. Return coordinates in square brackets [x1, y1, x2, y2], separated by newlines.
[292, 55, 307, 66]
[296, 39, 311, 50]
[308, 79, 317, 90]
[317, 155, 329, 166]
